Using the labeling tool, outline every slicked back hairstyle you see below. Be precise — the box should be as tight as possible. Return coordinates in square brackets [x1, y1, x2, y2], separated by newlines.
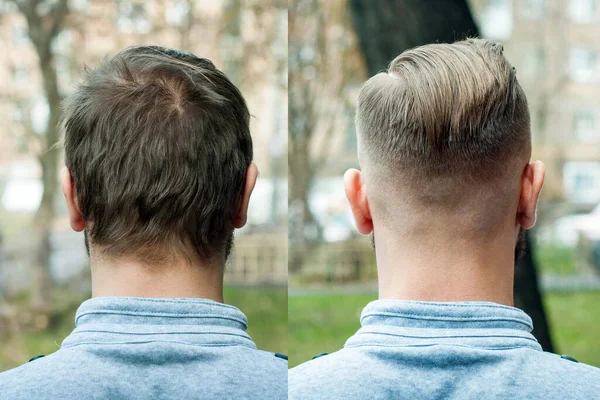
[62, 45, 252, 264]
[356, 38, 530, 182]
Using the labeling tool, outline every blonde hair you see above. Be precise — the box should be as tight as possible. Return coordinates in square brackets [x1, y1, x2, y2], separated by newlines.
[356, 38, 530, 178]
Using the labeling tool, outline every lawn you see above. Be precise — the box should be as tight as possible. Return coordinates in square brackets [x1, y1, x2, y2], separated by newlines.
[0, 285, 287, 372]
[536, 245, 578, 275]
[224, 285, 288, 354]
[4, 286, 599, 372]
[544, 291, 600, 366]
[288, 290, 600, 368]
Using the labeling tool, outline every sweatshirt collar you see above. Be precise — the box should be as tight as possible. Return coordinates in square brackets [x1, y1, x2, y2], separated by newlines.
[61, 296, 256, 349]
[345, 299, 542, 351]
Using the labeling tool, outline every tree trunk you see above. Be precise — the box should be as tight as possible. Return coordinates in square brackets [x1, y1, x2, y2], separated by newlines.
[13, 0, 69, 309]
[31, 54, 61, 310]
[349, 0, 554, 352]
[288, 0, 323, 271]
[288, 135, 318, 272]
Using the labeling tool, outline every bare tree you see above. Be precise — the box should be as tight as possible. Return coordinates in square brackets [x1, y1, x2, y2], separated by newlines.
[9, 0, 69, 308]
[349, 0, 554, 352]
[288, 0, 362, 270]
[218, 0, 289, 228]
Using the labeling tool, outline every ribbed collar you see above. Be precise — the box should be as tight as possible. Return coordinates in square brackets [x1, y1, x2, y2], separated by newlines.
[345, 299, 542, 351]
[61, 296, 256, 349]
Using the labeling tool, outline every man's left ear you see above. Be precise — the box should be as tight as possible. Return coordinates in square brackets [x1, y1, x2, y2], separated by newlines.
[60, 167, 86, 232]
[518, 160, 545, 230]
[232, 162, 258, 229]
[344, 168, 373, 235]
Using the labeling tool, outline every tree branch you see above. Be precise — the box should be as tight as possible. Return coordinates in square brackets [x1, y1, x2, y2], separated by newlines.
[48, 0, 69, 39]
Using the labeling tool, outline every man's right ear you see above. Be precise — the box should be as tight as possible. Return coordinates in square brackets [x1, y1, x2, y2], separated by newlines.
[232, 162, 258, 229]
[343, 169, 373, 235]
[60, 167, 86, 232]
[517, 160, 545, 230]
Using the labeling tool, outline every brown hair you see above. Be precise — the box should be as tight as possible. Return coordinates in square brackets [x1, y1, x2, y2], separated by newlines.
[356, 38, 530, 179]
[62, 46, 252, 264]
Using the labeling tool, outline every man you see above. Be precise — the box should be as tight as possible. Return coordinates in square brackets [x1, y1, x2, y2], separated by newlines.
[0, 46, 287, 399]
[289, 39, 600, 399]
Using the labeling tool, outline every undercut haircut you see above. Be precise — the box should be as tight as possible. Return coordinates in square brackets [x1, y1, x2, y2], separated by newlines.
[356, 38, 530, 183]
[62, 45, 252, 264]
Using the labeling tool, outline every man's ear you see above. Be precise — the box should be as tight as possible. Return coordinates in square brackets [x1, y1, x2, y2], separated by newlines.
[344, 168, 373, 235]
[517, 160, 545, 230]
[232, 162, 258, 229]
[60, 167, 86, 232]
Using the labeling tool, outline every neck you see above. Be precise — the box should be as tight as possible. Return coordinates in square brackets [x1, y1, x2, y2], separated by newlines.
[375, 225, 516, 306]
[90, 251, 224, 301]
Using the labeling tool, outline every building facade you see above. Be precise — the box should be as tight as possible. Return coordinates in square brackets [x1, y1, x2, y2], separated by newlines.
[472, 0, 600, 209]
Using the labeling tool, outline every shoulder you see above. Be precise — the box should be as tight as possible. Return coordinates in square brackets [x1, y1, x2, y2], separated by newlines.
[219, 345, 287, 370]
[515, 350, 600, 397]
[258, 349, 288, 380]
[290, 349, 365, 385]
[0, 349, 84, 400]
[0, 349, 78, 380]
[224, 349, 287, 399]
[215, 347, 288, 382]
[289, 354, 333, 400]
[236, 349, 288, 388]
[534, 351, 600, 378]
[249, 349, 288, 369]
[290, 349, 386, 400]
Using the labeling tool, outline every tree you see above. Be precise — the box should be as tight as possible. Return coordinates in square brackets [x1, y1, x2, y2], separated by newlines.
[349, 0, 554, 352]
[10, 0, 70, 308]
[288, 0, 363, 270]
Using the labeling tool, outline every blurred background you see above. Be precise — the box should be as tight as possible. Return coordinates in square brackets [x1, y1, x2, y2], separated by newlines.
[289, 0, 600, 367]
[0, 0, 287, 371]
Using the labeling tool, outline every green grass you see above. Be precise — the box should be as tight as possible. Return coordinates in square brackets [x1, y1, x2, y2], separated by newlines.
[288, 291, 600, 368]
[536, 245, 577, 275]
[224, 286, 288, 354]
[0, 286, 287, 371]
[289, 293, 376, 367]
[0, 208, 32, 237]
[544, 291, 600, 365]
[5, 287, 600, 371]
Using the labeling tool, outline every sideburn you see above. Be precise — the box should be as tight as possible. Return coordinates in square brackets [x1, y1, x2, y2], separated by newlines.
[84, 229, 90, 257]
[514, 227, 527, 265]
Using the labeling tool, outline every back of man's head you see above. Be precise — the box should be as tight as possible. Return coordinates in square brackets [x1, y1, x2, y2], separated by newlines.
[62, 46, 252, 264]
[355, 38, 531, 238]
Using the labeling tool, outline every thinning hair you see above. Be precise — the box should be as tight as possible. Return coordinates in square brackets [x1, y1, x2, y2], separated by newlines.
[356, 38, 531, 231]
[62, 46, 252, 265]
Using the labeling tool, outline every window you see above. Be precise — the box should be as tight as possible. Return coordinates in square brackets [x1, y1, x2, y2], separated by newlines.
[521, 46, 545, 79]
[117, 2, 151, 34]
[574, 112, 598, 142]
[56, 57, 72, 92]
[480, 0, 513, 40]
[520, 0, 545, 20]
[52, 30, 72, 55]
[12, 26, 28, 46]
[71, 0, 89, 12]
[165, 0, 190, 27]
[12, 103, 25, 123]
[569, 48, 598, 82]
[11, 66, 29, 85]
[31, 96, 49, 135]
[569, 0, 597, 23]
[345, 115, 357, 151]
[563, 162, 600, 203]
